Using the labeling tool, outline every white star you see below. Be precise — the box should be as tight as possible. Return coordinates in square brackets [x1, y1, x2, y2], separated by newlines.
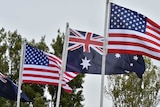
[115, 53, 121, 58]
[130, 63, 133, 67]
[133, 55, 138, 61]
[80, 57, 91, 70]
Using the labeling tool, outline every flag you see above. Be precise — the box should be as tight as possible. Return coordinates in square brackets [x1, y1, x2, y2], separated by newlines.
[108, 3, 160, 60]
[0, 72, 30, 102]
[66, 28, 145, 78]
[22, 44, 78, 93]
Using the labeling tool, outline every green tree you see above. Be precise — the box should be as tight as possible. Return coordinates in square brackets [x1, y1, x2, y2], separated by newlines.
[0, 28, 30, 107]
[0, 28, 85, 107]
[33, 93, 46, 107]
[0, 28, 47, 107]
[105, 56, 160, 107]
[0, 28, 11, 107]
[48, 29, 85, 107]
[0, 28, 9, 74]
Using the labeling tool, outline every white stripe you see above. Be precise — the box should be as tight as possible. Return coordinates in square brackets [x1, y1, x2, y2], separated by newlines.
[22, 77, 66, 84]
[64, 72, 78, 80]
[108, 45, 160, 58]
[62, 84, 72, 91]
[63, 74, 74, 81]
[109, 29, 160, 43]
[147, 22, 160, 32]
[108, 37, 160, 50]
[63, 78, 70, 83]
[22, 77, 59, 82]
[22, 71, 59, 77]
[66, 72, 78, 77]
[146, 27, 160, 37]
[23, 64, 60, 71]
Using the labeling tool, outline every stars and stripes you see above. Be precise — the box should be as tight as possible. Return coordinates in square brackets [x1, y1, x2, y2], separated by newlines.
[22, 45, 78, 93]
[108, 3, 160, 60]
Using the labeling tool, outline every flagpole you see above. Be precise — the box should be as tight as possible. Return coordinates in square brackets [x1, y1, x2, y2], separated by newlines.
[56, 23, 70, 107]
[17, 40, 26, 107]
[100, 0, 110, 107]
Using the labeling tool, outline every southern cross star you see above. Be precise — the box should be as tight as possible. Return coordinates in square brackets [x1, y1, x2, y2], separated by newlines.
[115, 53, 121, 58]
[80, 57, 91, 70]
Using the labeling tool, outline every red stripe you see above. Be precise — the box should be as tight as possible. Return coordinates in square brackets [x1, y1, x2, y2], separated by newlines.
[63, 90, 72, 93]
[70, 28, 81, 37]
[146, 25, 160, 35]
[23, 80, 59, 86]
[85, 32, 92, 52]
[48, 63, 61, 69]
[145, 31, 160, 41]
[108, 41, 160, 52]
[69, 44, 82, 51]
[64, 72, 76, 79]
[109, 33, 160, 47]
[147, 18, 160, 29]
[23, 68, 59, 73]
[95, 47, 103, 53]
[62, 86, 72, 93]
[48, 55, 62, 65]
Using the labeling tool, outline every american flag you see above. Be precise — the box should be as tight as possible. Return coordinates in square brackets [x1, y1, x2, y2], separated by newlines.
[22, 45, 78, 93]
[108, 3, 160, 60]
[69, 28, 104, 55]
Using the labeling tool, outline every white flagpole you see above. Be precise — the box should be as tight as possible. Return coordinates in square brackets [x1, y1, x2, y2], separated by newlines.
[17, 40, 26, 107]
[100, 0, 110, 107]
[56, 23, 70, 107]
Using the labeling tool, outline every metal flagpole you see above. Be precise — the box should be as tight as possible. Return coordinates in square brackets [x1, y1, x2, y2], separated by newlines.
[56, 23, 70, 107]
[100, 0, 110, 107]
[16, 40, 26, 107]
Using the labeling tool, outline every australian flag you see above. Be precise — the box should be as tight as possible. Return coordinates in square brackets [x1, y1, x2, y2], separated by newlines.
[66, 28, 146, 78]
[0, 72, 30, 102]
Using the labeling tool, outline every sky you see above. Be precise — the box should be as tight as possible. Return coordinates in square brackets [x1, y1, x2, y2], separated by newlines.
[0, 0, 160, 107]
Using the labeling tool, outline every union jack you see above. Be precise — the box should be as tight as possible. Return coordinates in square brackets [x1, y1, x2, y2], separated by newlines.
[68, 28, 104, 55]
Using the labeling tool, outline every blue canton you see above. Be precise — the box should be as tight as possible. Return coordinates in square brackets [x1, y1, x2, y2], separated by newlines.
[24, 45, 49, 66]
[110, 3, 147, 33]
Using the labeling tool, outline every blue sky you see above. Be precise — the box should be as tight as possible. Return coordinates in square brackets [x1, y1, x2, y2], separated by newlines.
[0, 0, 159, 107]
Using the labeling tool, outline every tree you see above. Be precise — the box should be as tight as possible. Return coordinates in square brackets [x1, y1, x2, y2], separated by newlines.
[48, 29, 85, 107]
[0, 28, 85, 107]
[0, 28, 30, 107]
[105, 56, 160, 107]
[0, 28, 47, 107]
[0, 28, 11, 107]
